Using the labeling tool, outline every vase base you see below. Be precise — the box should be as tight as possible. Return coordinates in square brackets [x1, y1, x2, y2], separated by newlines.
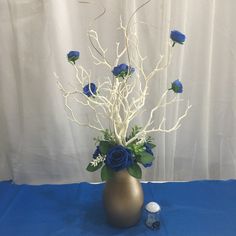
[106, 210, 142, 228]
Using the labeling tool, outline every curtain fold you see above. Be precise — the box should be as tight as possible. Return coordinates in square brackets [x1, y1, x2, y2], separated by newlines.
[0, 0, 235, 184]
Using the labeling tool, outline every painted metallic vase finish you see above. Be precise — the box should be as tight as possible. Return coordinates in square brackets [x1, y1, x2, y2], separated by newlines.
[103, 170, 144, 228]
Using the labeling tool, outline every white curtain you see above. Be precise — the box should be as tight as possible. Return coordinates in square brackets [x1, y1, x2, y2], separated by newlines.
[0, 0, 236, 184]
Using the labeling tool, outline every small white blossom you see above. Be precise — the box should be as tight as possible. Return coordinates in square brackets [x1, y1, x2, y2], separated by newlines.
[90, 155, 105, 167]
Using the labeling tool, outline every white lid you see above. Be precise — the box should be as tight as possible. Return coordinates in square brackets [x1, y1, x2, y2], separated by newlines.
[145, 202, 161, 213]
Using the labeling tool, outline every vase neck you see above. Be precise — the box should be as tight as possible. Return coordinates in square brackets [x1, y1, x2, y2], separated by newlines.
[111, 169, 136, 183]
[114, 169, 129, 177]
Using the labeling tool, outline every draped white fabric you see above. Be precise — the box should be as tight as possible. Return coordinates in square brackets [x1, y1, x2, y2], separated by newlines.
[0, 0, 236, 184]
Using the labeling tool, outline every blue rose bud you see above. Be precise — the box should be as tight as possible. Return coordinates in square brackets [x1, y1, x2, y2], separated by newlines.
[144, 143, 154, 156]
[67, 51, 80, 63]
[143, 143, 154, 168]
[143, 162, 153, 168]
[169, 80, 183, 93]
[93, 146, 101, 159]
[83, 83, 97, 97]
[105, 145, 134, 171]
[112, 64, 135, 77]
[170, 30, 186, 47]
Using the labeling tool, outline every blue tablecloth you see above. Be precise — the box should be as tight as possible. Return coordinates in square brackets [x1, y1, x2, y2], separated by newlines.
[0, 180, 236, 236]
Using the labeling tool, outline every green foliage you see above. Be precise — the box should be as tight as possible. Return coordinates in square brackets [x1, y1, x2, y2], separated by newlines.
[146, 136, 155, 145]
[128, 143, 144, 156]
[89, 126, 156, 180]
[86, 162, 103, 172]
[99, 141, 114, 155]
[101, 165, 113, 181]
[137, 151, 154, 165]
[126, 126, 155, 147]
[94, 129, 116, 146]
[127, 126, 142, 142]
[101, 129, 116, 143]
[146, 142, 156, 149]
[127, 163, 142, 179]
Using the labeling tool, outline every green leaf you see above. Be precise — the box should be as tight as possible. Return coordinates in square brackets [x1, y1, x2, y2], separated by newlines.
[99, 141, 114, 155]
[134, 154, 141, 162]
[127, 163, 142, 179]
[127, 143, 144, 156]
[101, 129, 116, 143]
[127, 125, 142, 142]
[101, 165, 113, 181]
[146, 143, 156, 149]
[146, 135, 154, 144]
[86, 162, 103, 172]
[138, 151, 154, 165]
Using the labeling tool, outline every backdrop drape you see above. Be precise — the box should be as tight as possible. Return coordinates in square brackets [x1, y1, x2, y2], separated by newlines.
[0, 0, 236, 184]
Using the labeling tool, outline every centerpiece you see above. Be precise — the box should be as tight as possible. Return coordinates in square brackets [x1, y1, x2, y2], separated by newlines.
[57, 1, 191, 228]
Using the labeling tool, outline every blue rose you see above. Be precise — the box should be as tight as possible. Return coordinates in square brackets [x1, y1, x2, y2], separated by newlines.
[83, 83, 97, 97]
[67, 51, 80, 63]
[93, 146, 101, 159]
[112, 64, 135, 77]
[143, 143, 154, 168]
[170, 80, 183, 93]
[105, 145, 134, 171]
[170, 30, 186, 47]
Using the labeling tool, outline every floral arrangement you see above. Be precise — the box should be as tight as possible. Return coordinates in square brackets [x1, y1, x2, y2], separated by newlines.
[57, 7, 191, 181]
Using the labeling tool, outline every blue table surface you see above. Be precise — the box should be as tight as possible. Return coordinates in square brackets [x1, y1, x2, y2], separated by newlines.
[0, 180, 236, 236]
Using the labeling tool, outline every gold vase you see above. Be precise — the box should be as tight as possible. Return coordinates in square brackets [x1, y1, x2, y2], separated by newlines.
[103, 169, 144, 228]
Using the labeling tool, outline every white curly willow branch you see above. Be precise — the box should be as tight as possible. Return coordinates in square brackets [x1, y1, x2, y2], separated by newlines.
[56, 3, 191, 146]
